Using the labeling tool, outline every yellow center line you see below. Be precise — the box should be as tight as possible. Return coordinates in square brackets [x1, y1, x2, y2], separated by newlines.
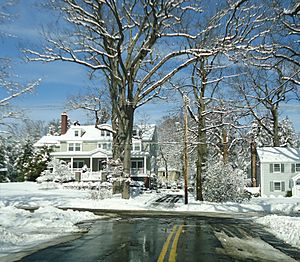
[168, 225, 184, 262]
[157, 225, 178, 262]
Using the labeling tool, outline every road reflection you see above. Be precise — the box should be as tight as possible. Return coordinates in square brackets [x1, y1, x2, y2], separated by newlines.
[19, 215, 300, 262]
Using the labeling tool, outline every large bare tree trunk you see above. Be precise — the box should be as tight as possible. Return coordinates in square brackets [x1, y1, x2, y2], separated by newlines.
[271, 107, 280, 147]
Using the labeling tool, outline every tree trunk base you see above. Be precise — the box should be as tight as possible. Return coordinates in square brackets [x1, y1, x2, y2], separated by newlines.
[122, 179, 130, 199]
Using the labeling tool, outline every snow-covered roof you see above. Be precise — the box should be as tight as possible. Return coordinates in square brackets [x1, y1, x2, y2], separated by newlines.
[257, 147, 300, 163]
[33, 135, 60, 147]
[59, 124, 113, 141]
[35, 124, 156, 147]
[136, 124, 156, 141]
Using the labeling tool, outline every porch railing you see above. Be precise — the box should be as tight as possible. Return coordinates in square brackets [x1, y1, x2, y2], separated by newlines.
[75, 171, 107, 182]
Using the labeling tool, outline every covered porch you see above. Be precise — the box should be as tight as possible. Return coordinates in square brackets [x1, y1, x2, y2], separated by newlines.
[51, 149, 111, 182]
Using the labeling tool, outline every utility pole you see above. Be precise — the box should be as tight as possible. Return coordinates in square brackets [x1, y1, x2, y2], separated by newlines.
[183, 95, 189, 205]
[250, 139, 257, 187]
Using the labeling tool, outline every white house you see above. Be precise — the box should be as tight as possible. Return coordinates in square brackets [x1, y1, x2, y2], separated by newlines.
[34, 114, 158, 186]
[257, 147, 300, 197]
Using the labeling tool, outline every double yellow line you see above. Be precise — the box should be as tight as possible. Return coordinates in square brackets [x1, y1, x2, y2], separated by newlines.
[157, 225, 184, 262]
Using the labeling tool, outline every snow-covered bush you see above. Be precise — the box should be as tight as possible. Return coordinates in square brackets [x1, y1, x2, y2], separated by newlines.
[203, 161, 249, 203]
[88, 183, 112, 200]
[36, 159, 74, 184]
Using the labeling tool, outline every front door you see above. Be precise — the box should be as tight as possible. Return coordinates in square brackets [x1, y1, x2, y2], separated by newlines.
[294, 179, 300, 197]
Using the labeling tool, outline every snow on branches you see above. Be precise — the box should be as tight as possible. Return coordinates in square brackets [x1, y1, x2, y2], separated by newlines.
[203, 161, 249, 203]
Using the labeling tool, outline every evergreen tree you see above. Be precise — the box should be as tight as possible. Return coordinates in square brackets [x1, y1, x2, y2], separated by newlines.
[27, 146, 53, 181]
[250, 117, 300, 147]
[15, 139, 34, 181]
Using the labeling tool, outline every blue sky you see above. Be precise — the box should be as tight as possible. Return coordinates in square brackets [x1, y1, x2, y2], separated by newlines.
[1, 0, 300, 131]
[0, 0, 174, 126]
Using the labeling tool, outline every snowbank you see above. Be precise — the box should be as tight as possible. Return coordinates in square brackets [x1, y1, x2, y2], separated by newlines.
[0, 205, 100, 258]
[0, 182, 300, 257]
[256, 215, 300, 248]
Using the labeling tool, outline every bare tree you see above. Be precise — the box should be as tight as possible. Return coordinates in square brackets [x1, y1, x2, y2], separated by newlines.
[157, 114, 182, 182]
[272, 1, 300, 85]
[233, 64, 298, 147]
[67, 87, 110, 126]
[25, 0, 276, 200]
[25, 0, 218, 178]
[0, 1, 39, 125]
[175, 0, 275, 200]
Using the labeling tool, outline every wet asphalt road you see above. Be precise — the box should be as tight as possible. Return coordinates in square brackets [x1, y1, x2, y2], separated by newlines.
[19, 214, 300, 262]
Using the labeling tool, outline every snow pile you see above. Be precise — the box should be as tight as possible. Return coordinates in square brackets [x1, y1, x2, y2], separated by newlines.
[250, 197, 300, 215]
[0, 182, 300, 258]
[256, 215, 300, 248]
[0, 205, 100, 257]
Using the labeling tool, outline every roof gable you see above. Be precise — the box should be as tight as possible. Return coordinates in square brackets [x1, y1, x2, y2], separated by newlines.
[257, 147, 300, 163]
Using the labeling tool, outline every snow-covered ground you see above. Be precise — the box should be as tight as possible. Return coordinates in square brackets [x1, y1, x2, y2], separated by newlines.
[0, 182, 299, 259]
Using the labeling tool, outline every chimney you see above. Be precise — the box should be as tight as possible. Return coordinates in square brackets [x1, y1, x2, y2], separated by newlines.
[61, 112, 68, 135]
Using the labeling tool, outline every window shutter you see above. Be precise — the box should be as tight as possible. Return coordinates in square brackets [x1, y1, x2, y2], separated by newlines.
[289, 179, 293, 189]
[270, 181, 274, 192]
[281, 164, 285, 173]
[269, 164, 273, 173]
[281, 182, 285, 192]
[292, 164, 295, 173]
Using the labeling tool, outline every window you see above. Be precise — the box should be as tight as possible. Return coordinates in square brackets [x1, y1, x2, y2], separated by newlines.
[74, 130, 79, 137]
[131, 160, 143, 169]
[68, 143, 81, 151]
[101, 130, 105, 136]
[68, 143, 74, 151]
[269, 163, 284, 173]
[106, 131, 111, 137]
[73, 160, 84, 169]
[291, 163, 300, 173]
[98, 143, 112, 151]
[274, 182, 281, 191]
[270, 181, 285, 192]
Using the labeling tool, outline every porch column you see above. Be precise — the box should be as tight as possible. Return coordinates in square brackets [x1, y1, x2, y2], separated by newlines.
[71, 157, 74, 171]
[90, 157, 93, 172]
[144, 155, 147, 175]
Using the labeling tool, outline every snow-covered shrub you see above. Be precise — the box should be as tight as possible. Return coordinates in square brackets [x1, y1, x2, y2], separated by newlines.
[36, 159, 75, 184]
[88, 183, 112, 200]
[38, 181, 59, 190]
[203, 161, 249, 203]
